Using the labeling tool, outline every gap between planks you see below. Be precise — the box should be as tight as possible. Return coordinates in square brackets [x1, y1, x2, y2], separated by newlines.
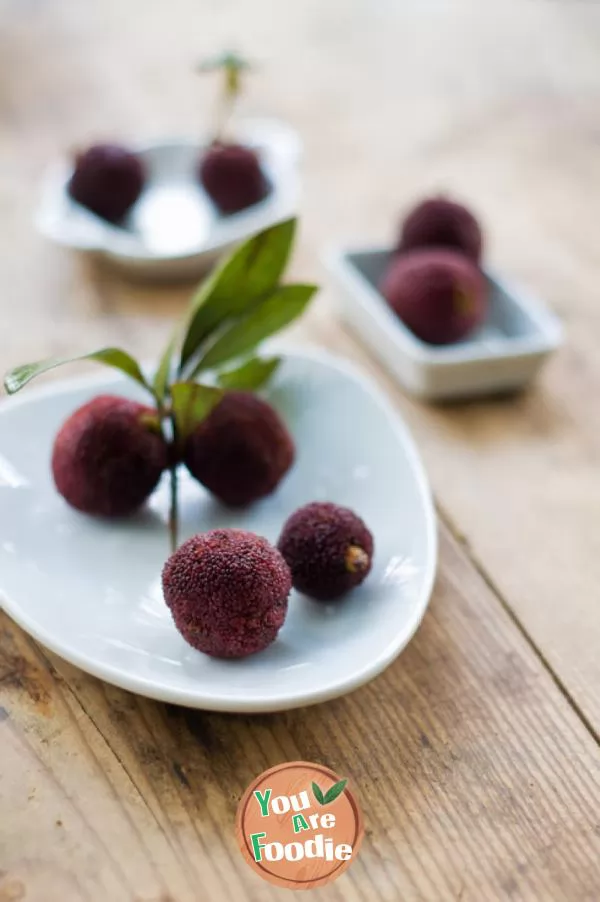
[438, 503, 600, 748]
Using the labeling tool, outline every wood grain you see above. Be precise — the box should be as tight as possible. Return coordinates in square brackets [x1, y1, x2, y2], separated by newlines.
[1, 0, 600, 898]
[2, 525, 600, 902]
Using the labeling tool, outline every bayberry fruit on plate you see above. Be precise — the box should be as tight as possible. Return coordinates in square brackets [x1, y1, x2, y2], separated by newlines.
[162, 529, 290, 658]
[184, 391, 294, 506]
[0, 349, 435, 711]
[52, 394, 167, 517]
[278, 502, 373, 601]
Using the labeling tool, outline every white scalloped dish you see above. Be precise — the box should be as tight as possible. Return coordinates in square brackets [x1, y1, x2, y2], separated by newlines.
[0, 347, 436, 712]
[35, 119, 301, 279]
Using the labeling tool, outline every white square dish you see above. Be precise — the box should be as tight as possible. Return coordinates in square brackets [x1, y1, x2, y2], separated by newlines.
[328, 247, 563, 401]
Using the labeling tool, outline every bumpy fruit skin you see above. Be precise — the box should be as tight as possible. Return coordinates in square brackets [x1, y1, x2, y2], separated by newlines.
[162, 529, 291, 658]
[68, 144, 145, 223]
[278, 502, 374, 601]
[199, 143, 269, 214]
[184, 392, 294, 506]
[379, 248, 487, 345]
[397, 197, 483, 263]
[51, 395, 167, 517]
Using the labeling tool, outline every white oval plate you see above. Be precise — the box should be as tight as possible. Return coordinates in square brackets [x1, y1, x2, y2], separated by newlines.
[0, 347, 436, 711]
[35, 119, 301, 280]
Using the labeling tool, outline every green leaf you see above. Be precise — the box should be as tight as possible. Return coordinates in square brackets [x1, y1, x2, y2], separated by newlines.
[153, 327, 179, 403]
[217, 356, 280, 391]
[139, 411, 163, 434]
[170, 381, 223, 441]
[192, 283, 317, 375]
[197, 50, 251, 76]
[4, 348, 150, 396]
[323, 779, 348, 805]
[311, 782, 325, 806]
[179, 218, 297, 371]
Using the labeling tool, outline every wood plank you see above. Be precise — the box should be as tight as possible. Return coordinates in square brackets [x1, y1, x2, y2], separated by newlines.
[307, 87, 600, 731]
[2, 524, 600, 901]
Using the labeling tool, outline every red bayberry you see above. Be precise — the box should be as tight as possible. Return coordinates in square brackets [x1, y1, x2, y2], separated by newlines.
[398, 196, 483, 263]
[162, 529, 291, 658]
[199, 142, 269, 214]
[68, 144, 145, 223]
[184, 391, 294, 506]
[51, 395, 167, 516]
[380, 248, 487, 345]
[278, 502, 374, 601]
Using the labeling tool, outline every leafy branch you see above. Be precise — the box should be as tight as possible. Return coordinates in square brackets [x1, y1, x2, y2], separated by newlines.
[3, 217, 316, 552]
[197, 50, 252, 142]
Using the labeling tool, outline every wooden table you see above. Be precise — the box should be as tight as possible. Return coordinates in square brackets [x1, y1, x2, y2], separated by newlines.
[2, 1, 600, 899]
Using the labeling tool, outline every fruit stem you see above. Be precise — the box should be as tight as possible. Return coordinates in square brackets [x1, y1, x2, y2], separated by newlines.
[155, 391, 180, 553]
[345, 545, 370, 574]
[215, 88, 236, 144]
[168, 460, 179, 554]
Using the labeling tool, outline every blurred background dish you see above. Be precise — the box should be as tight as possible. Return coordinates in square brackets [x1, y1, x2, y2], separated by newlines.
[35, 118, 301, 279]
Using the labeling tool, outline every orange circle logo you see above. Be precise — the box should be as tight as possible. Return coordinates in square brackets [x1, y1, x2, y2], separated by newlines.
[236, 761, 364, 890]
